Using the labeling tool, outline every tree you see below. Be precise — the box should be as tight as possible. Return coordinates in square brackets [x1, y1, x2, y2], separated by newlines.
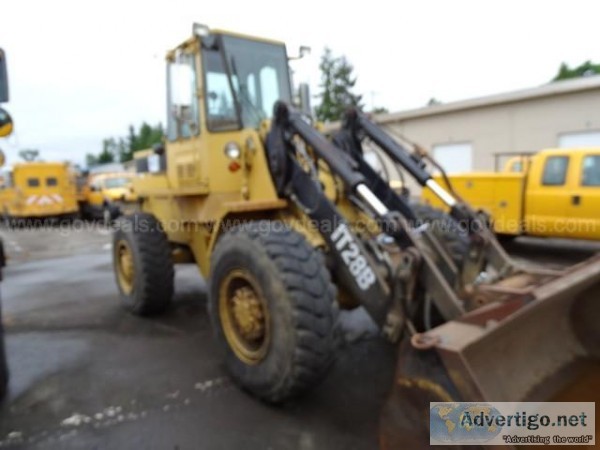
[315, 48, 363, 122]
[19, 149, 39, 161]
[122, 122, 164, 162]
[87, 122, 163, 167]
[372, 106, 389, 114]
[552, 61, 600, 82]
[85, 153, 98, 167]
[98, 138, 117, 164]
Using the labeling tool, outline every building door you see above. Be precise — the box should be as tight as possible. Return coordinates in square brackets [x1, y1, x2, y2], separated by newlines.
[432, 142, 473, 174]
[558, 131, 600, 148]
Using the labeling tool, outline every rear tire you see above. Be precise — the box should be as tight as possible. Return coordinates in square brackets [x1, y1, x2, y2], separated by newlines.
[209, 221, 338, 403]
[0, 238, 5, 268]
[112, 213, 174, 315]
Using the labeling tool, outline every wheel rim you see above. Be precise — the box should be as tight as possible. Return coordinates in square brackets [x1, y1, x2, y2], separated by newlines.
[115, 239, 135, 295]
[219, 269, 270, 365]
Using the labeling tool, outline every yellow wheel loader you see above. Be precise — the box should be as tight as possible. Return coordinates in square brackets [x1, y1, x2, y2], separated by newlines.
[112, 25, 599, 446]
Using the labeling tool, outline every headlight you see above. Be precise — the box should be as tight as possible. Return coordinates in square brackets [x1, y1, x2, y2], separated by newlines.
[224, 142, 241, 160]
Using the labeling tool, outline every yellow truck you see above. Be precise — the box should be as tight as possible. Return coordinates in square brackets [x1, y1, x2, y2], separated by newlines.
[422, 147, 600, 239]
[79, 172, 138, 222]
[0, 161, 79, 223]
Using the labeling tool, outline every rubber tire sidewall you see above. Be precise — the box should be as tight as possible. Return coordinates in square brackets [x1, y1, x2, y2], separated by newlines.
[112, 213, 174, 315]
[209, 223, 337, 403]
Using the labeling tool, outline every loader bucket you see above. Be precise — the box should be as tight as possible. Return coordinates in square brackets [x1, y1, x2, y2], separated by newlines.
[380, 255, 600, 449]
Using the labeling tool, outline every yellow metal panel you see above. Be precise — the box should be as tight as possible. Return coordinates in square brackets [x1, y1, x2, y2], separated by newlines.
[422, 173, 525, 235]
[562, 148, 600, 239]
[2, 162, 79, 218]
[525, 150, 575, 238]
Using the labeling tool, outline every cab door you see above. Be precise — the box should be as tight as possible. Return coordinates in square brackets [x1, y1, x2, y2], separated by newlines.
[525, 153, 572, 237]
[165, 42, 207, 191]
[565, 150, 600, 239]
[86, 179, 105, 213]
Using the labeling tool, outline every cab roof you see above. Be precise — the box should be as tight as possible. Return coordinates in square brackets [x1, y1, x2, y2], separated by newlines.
[167, 28, 286, 57]
[538, 147, 600, 155]
[210, 28, 286, 46]
[89, 172, 135, 180]
[13, 161, 69, 169]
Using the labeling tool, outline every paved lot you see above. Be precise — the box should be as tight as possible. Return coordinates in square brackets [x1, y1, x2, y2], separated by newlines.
[0, 225, 597, 449]
[0, 223, 397, 449]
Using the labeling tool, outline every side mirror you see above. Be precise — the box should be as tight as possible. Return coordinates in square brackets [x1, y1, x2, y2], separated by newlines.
[0, 49, 8, 103]
[0, 107, 12, 138]
[169, 63, 194, 107]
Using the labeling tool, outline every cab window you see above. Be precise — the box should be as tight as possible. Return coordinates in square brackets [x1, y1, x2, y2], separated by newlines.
[203, 47, 239, 131]
[581, 155, 600, 186]
[541, 156, 569, 186]
[104, 177, 130, 189]
[27, 177, 40, 187]
[511, 161, 523, 172]
[46, 177, 58, 186]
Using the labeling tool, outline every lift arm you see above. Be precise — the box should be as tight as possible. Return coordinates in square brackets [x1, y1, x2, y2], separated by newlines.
[340, 109, 484, 228]
[266, 103, 465, 337]
[266, 102, 394, 328]
[339, 108, 513, 273]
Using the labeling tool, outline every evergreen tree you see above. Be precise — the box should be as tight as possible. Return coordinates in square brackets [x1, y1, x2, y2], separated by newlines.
[88, 122, 164, 167]
[19, 149, 39, 162]
[97, 138, 116, 164]
[552, 61, 600, 81]
[315, 48, 363, 122]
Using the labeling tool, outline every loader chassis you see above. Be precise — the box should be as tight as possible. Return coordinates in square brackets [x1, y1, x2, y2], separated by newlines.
[115, 26, 600, 445]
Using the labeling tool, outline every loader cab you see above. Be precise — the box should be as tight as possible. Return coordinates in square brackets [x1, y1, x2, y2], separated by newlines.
[160, 26, 292, 193]
[166, 28, 292, 138]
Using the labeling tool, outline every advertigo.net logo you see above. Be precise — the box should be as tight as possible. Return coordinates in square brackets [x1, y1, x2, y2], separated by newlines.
[430, 402, 595, 446]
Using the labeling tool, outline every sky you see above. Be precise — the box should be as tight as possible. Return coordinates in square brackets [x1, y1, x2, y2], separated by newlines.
[0, 0, 599, 165]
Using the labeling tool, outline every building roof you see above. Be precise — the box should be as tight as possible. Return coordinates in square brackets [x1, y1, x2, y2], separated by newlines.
[375, 74, 600, 124]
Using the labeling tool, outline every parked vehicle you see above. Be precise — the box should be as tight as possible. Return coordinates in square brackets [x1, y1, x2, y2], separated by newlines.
[79, 172, 138, 222]
[0, 161, 79, 224]
[422, 147, 600, 240]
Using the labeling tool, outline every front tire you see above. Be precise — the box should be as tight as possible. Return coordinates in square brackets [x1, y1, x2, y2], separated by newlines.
[112, 213, 174, 315]
[209, 221, 338, 403]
